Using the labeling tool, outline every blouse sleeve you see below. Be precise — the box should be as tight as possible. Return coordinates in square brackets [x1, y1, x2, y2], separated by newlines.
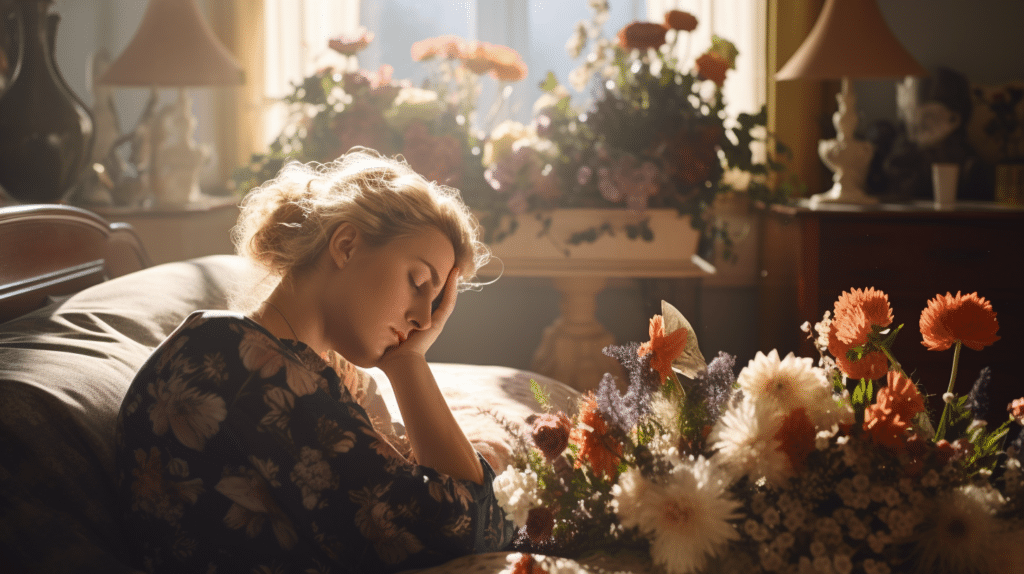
[118, 313, 515, 574]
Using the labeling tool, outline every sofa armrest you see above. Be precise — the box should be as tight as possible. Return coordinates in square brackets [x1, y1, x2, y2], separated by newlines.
[0, 204, 151, 323]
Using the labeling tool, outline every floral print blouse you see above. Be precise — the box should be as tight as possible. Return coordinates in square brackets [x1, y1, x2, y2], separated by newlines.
[114, 311, 514, 573]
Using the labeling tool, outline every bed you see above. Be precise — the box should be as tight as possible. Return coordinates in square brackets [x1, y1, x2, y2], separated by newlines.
[0, 204, 621, 573]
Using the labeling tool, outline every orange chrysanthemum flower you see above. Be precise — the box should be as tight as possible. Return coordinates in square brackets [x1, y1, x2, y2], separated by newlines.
[862, 371, 925, 454]
[637, 314, 688, 383]
[616, 21, 669, 51]
[920, 291, 1001, 351]
[774, 408, 816, 474]
[832, 287, 894, 346]
[664, 10, 698, 32]
[694, 52, 729, 87]
[458, 41, 494, 75]
[879, 370, 926, 422]
[486, 44, 528, 82]
[410, 34, 465, 61]
[569, 393, 622, 480]
[827, 321, 889, 380]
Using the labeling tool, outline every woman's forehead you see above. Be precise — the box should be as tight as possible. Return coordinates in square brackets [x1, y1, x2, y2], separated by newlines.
[386, 227, 455, 268]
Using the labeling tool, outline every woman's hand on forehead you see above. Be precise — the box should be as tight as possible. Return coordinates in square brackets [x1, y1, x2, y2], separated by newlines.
[378, 266, 459, 368]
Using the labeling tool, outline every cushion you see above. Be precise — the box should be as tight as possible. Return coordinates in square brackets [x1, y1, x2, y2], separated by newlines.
[0, 255, 249, 573]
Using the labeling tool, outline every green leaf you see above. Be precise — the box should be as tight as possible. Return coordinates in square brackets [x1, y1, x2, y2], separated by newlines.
[851, 378, 873, 411]
[540, 71, 561, 93]
[708, 35, 739, 69]
[661, 300, 706, 379]
[530, 379, 553, 413]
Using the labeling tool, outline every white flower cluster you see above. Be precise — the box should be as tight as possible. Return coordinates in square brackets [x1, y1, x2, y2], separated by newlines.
[708, 350, 853, 486]
[611, 457, 739, 574]
[492, 465, 542, 526]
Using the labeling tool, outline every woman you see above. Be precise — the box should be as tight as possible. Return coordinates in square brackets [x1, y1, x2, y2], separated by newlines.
[114, 149, 514, 573]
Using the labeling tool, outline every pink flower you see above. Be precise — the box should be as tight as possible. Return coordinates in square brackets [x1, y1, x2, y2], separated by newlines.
[1009, 397, 1024, 425]
[328, 27, 373, 56]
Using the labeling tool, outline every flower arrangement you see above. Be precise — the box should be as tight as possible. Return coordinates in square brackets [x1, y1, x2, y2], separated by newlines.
[232, 29, 527, 202]
[234, 5, 799, 255]
[472, 3, 798, 249]
[492, 289, 1024, 574]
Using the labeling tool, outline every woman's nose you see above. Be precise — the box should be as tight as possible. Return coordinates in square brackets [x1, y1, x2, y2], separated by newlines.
[408, 296, 432, 330]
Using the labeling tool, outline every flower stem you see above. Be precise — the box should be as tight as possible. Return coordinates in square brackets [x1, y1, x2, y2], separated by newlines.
[669, 371, 685, 397]
[878, 345, 908, 379]
[934, 340, 963, 442]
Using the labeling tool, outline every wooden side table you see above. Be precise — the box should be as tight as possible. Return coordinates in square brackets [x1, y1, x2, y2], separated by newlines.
[759, 199, 1024, 424]
[91, 196, 239, 265]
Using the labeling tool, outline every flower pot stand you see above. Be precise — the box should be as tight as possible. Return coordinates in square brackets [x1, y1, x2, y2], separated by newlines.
[479, 209, 713, 392]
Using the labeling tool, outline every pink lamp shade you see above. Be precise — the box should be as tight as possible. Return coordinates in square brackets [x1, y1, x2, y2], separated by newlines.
[776, 0, 927, 81]
[99, 0, 244, 87]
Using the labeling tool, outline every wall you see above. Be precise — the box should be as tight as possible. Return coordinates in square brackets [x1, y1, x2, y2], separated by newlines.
[858, 0, 1024, 126]
[51, 0, 223, 187]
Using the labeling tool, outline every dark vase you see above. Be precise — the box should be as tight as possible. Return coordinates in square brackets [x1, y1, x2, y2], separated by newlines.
[0, 0, 93, 203]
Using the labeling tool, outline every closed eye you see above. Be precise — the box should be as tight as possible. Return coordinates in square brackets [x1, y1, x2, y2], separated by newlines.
[409, 274, 428, 293]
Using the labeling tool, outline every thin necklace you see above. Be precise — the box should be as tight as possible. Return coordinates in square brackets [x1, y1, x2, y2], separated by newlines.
[264, 301, 299, 341]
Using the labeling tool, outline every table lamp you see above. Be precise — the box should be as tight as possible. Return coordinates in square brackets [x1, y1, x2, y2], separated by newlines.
[776, 0, 926, 205]
[99, 0, 244, 207]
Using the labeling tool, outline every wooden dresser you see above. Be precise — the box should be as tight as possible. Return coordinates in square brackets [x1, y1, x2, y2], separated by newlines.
[759, 200, 1024, 424]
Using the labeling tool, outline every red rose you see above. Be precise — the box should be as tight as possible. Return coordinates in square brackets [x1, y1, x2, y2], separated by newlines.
[330, 103, 395, 160]
[401, 122, 464, 187]
[328, 27, 373, 56]
[665, 124, 721, 187]
[695, 52, 729, 87]
[616, 21, 668, 51]
[525, 506, 555, 542]
[664, 10, 698, 32]
[530, 412, 571, 460]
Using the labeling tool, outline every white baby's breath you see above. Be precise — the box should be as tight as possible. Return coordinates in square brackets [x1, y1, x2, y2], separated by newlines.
[492, 465, 541, 526]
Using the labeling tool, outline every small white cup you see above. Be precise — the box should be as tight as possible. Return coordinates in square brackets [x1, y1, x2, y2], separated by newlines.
[932, 163, 959, 208]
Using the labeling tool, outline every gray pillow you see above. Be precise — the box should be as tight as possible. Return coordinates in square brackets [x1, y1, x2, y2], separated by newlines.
[0, 255, 250, 573]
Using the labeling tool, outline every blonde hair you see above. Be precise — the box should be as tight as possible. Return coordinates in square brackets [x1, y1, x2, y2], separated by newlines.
[231, 149, 490, 307]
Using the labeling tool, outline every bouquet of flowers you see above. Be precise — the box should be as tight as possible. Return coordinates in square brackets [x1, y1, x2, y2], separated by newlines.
[234, 4, 798, 255]
[492, 289, 1024, 574]
[232, 28, 527, 200]
[472, 2, 798, 249]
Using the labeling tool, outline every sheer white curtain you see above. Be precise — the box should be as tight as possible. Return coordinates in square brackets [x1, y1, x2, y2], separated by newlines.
[262, 0, 360, 146]
[648, 0, 767, 122]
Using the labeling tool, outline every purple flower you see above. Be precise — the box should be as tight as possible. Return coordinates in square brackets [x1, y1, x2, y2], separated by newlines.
[595, 342, 662, 434]
[964, 367, 992, 421]
[692, 351, 737, 421]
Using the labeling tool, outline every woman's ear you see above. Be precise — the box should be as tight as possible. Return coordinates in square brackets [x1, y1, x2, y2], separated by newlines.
[327, 223, 360, 269]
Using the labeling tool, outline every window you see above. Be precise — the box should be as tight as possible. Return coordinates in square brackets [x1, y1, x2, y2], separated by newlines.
[648, 0, 767, 123]
[262, 0, 360, 145]
[260, 0, 765, 145]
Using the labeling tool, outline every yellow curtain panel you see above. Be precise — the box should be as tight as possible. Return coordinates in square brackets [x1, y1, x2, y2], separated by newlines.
[206, 0, 266, 189]
[767, 0, 832, 196]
